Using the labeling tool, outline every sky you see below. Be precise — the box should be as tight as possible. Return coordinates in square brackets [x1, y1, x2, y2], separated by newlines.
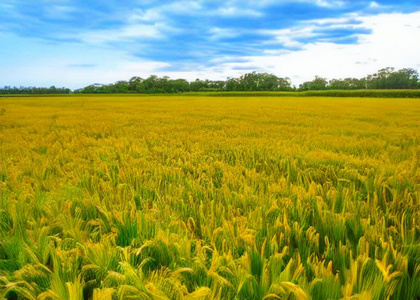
[0, 0, 419, 89]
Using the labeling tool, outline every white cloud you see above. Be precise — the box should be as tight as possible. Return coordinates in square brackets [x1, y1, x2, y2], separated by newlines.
[208, 27, 240, 40]
[44, 5, 78, 19]
[302, 16, 359, 26]
[313, 0, 345, 8]
[251, 0, 346, 8]
[233, 11, 420, 85]
[151, 10, 419, 86]
[259, 27, 314, 49]
[76, 23, 166, 44]
[0, 33, 169, 89]
[217, 6, 262, 17]
[1, 10, 419, 89]
[129, 1, 203, 22]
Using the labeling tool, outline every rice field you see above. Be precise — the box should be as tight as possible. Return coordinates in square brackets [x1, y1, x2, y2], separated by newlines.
[0, 95, 419, 300]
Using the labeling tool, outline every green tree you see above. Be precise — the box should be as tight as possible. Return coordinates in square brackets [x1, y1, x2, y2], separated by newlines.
[299, 76, 327, 90]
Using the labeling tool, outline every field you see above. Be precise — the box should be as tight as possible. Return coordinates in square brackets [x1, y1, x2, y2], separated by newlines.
[0, 95, 419, 299]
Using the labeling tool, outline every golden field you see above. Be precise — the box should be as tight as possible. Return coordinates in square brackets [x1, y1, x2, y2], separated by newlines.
[0, 95, 419, 299]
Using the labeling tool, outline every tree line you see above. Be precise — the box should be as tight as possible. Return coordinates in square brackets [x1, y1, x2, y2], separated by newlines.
[73, 72, 294, 94]
[74, 67, 420, 93]
[0, 86, 71, 95]
[1, 67, 419, 94]
[299, 68, 419, 90]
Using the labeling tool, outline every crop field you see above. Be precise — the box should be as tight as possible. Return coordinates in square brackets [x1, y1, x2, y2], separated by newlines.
[0, 95, 419, 300]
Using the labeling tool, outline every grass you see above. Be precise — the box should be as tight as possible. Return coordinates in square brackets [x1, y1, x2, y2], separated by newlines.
[0, 95, 419, 299]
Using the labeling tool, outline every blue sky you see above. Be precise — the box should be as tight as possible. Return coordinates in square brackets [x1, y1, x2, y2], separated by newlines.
[1, 0, 419, 89]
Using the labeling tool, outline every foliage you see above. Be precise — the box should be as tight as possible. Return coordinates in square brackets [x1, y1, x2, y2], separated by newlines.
[299, 67, 420, 91]
[299, 76, 328, 91]
[74, 67, 419, 94]
[0, 86, 71, 95]
[0, 95, 419, 299]
[2, 67, 419, 95]
[74, 72, 293, 94]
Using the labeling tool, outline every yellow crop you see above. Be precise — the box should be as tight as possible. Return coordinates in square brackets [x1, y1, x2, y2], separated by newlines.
[0, 95, 419, 299]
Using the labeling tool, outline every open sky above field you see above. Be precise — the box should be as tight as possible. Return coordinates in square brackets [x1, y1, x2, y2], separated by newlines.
[1, 0, 419, 89]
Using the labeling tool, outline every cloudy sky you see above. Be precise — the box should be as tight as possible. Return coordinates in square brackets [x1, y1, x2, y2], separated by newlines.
[1, 0, 419, 89]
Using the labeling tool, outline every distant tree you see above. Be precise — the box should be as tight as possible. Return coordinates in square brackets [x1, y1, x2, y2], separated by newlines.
[257, 73, 279, 91]
[190, 79, 207, 92]
[278, 77, 292, 91]
[387, 68, 419, 89]
[170, 79, 190, 92]
[114, 81, 129, 93]
[240, 72, 258, 91]
[299, 76, 327, 90]
[363, 67, 419, 89]
[143, 75, 159, 93]
[70, 67, 420, 94]
[129, 77, 144, 92]
[225, 78, 240, 91]
[328, 78, 364, 90]
[0, 85, 70, 94]
[366, 67, 394, 89]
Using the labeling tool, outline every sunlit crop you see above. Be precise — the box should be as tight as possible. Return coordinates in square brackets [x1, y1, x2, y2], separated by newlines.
[0, 95, 419, 299]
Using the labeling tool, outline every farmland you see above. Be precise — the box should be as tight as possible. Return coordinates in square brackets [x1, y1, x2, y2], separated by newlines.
[0, 95, 419, 299]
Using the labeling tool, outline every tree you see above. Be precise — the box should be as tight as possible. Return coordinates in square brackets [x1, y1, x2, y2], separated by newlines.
[169, 79, 190, 92]
[190, 79, 207, 92]
[70, 67, 420, 94]
[278, 77, 292, 91]
[364, 67, 419, 89]
[299, 76, 327, 90]
[114, 81, 129, 93]
[388, 68, 419, 89]
[129, 77, 144, 92]
[225, 78, 240, 91]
